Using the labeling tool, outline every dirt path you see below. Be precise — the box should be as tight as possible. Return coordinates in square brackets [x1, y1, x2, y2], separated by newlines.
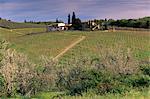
[53, 36, 86, 60]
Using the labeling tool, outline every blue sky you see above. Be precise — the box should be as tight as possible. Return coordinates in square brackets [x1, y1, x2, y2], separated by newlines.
[0, 0, 150, 22]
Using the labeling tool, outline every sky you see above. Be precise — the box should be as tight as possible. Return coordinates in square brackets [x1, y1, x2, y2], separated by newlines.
[0, 0, 150, 22]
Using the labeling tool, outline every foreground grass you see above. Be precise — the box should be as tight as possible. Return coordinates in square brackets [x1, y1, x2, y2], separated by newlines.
[16, 89, 148, 99]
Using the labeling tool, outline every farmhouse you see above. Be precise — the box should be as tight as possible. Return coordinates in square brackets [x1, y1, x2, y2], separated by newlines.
[46, 23, 72, 32]
[82, 20, 100, 31]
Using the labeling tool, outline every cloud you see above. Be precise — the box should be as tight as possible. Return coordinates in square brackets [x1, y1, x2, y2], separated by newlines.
[0, 0, 149, 22]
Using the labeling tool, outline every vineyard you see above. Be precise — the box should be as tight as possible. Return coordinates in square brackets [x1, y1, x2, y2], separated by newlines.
[0, 28, 150, 98]
[59, 31, 150, 63]
[0, 28, 149, 63]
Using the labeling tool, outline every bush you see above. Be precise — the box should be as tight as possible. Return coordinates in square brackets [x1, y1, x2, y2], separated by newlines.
[56, 67, 103, 96]
[94, 47, 139, 75]
[96, 75, 131, 95]
[0, 41, 57, 97]
[132, 75, 150, 88]
[0, 40, 148, 97]
[0, 75, 5, 96]
[140, 64, 150, 76]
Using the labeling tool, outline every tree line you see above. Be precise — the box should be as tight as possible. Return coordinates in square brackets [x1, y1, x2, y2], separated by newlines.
[108, 17, 150, 29]
[23, 15, 150, 30]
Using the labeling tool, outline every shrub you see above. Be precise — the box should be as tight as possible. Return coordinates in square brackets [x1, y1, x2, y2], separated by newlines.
[35, 56, 57, 92]
[0, 75, 5, 96]
[132, 75, 150, 88]
[93, 46, 139, 75]
[0, 49, 37, 97]
[56, 67, 103, 96]
[140, 63, 150, 76]
[0, 40, 57, 97]
[96, 75, 130, 95]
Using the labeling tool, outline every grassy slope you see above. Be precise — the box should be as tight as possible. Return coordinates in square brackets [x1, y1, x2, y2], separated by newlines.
[0, 28, 149, 63]
[0, 28, 80, 62]
[0, 28, 150, 98]
[0, 19, 46, 29]
[59, 31, 150, 64]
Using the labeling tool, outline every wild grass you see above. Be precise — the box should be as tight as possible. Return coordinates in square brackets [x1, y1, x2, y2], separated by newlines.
[34, 90, 150, 99]
[0, 28, 149, 64]
[0, 19, 45, 29]
[0, 29, 150, 98]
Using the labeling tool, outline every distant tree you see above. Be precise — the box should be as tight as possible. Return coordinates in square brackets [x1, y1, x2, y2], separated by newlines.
[56, 18, 63, 23]
[146, 21, 150, 29]
[68, 14, 71, 24]
[24, 20, 27, 23]
[108, 17, 150, 28]
[104, 18, 108, 30]
[0, 17, 2, 20]
[72, 12, 76, 24]
[37, 21, 41, 24]
[58, 20, 64, 23]
[29, 21, 33, 23]
[72, 18, 82, 30]
[56, 18, 59, 23]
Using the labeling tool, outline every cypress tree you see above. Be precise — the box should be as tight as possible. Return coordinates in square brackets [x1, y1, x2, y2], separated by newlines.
[68, 14, 71, 24]
[72, 12, 76, 24]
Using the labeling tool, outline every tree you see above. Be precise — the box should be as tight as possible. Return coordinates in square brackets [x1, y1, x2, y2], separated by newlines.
[24, 20, 27, 23]
[72, 18, 82, 30]
[104, 18, 108, 30]
[56, 18, 59, 23]
[146, 21, 150, 29]
[68, 14, 71, 24]
[72, 12, 76, 24]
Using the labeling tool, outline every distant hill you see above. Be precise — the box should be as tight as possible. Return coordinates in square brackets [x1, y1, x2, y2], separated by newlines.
[109, 16, 150, 29]
[0, 19, 46, 29]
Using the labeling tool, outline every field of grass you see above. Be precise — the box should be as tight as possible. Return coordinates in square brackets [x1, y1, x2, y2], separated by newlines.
[34, 90, 150, 99]
[0, 27, 150, 98]
[0, 27, 46, 39]
[59, 31, 150, 64]
[0, 28, 149, 63]
[0, 28, 80, 62]
[0, 19, 46, 29]
[12, 28, 47, 34]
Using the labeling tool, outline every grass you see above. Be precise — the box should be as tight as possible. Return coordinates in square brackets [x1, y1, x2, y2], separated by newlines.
[29, 89, 150, 99]
[0, 28, 149, 63]
[0, 19, 45, 29]
[12, 28, 46, 34]
[0, 28, 80, 62]
[0, 28, 150, 98]
[59, 31, 150, 64]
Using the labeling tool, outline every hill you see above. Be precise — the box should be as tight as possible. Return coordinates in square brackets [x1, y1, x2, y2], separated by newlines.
[109, 16, 150, 28]
[0, 19, 46, 29]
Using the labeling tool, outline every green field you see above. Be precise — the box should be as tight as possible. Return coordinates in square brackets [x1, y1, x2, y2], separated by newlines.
[0, 19, 46, 29]
[0, 28, 150, 98]
[0, 28, 149, 63]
